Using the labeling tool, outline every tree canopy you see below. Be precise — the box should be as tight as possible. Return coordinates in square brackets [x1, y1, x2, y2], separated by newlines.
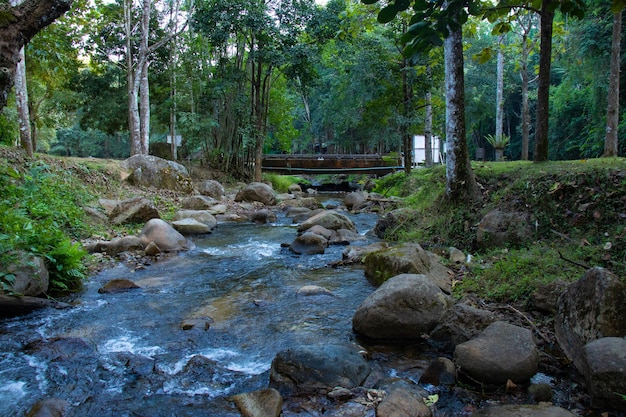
[0, 0, 623, 177]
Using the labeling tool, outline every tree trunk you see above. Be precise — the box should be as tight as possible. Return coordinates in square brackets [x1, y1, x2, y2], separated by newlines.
[495, 34, 505, 160]
[425, 89, 433, 167]
[534, 0, 554, 162]
[138, 0, 151, 155]
[520, 45, 530, 160]
[604, 9, 622, 157]
[139, 58, 150, 154]
[124, 0, 141, 156]
[402, 54, 413, 174]
[14, 47, 33, 156]
[443, 22, 480, 203]
[0, 0, 71, 111]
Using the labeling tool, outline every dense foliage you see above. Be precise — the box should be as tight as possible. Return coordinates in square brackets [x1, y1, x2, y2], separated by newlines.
[0, 149, 94, 294]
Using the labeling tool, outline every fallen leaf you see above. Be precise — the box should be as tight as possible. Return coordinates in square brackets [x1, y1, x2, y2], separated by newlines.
[505, 379, 517, 392]
[423, 394, 439, 407]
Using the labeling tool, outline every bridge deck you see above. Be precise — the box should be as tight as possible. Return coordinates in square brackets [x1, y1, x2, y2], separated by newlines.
[262, 154, 402, 175]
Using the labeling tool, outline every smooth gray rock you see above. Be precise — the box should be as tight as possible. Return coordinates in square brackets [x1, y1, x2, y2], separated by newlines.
[196, 179, 225, 199]
[297, 210, 357, 233]
[582, 337, 626, 411]
[289, 231, 328, 255]
[108, 196, 160, 225]
[555, 267, 626, 372]
[454, 321, 539, 385]
[139, 219, 191, 252]
[352, 274, 452, 340]
[269, 344, 370, 396]
[235, 182, 277, 205]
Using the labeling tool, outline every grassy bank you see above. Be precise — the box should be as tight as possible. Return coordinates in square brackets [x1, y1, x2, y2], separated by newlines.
[374, 158, 626, 303]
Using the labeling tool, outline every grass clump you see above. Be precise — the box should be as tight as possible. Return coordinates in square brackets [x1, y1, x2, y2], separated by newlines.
[263, 173, 307, 193]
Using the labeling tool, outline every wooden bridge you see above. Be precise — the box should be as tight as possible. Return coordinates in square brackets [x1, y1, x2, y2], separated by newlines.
[261, 154, 403, 175]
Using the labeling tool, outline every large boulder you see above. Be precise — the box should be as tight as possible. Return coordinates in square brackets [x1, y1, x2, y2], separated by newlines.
[171, 218, 212, 235]
[344, 191, 367, 211]
[554, 267, 626, 372]
[139, 219, 191, 252]
[352, 274, 453, 341]
[289, 231, 328, 255]
[173, 210, 217, 230]
[0, 295, 70, 318]
[363, 243, 452, 293]
[196, 179, 225, 200]
[428, 301, 497, 353]
[181, 195, 218, 210]
[269, 344, 370, 396]
[475, 208, 534, 248]
[297, 210, 357, 233]
[235, 182, 277, 205]
[108, 197, 160, 225]
[120, 154, 194, 193]
[581, 337, 626, 411]
[3, 251, 49, 296]
[454, 321, 539, 385]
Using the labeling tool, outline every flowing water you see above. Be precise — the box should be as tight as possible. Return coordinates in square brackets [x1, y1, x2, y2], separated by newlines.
[0, 203, 381, 416]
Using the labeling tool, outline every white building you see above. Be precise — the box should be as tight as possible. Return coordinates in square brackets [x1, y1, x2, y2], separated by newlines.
[412, 134, 442, 166]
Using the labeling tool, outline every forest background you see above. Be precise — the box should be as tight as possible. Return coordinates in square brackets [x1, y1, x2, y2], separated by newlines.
[1, 0, 625, 180]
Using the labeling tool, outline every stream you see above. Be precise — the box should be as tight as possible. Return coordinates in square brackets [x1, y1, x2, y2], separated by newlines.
[0, 198, 385, 416]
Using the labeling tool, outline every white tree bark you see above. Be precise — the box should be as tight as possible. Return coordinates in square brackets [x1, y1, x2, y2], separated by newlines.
[495, 34, 505, 161]
[425, 90, 433, 167]
[124, 0, 141, 156]
[138, 0, 151, 155]
[10, 0, 33, 157]
[14, 48, 33, 156]
[125, 0, 188, 156]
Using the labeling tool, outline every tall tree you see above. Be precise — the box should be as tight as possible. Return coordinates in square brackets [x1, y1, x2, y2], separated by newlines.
[532, 0, 554, 162]
[124, 0, 187, 156]
[0, 0, 72, 112]
[365, 0, 481, 203]
[604, 4, 622, 157]
[486, 0, 586, 162]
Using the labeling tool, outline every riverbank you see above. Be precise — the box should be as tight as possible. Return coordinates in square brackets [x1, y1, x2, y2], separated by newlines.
[1, 147, 625, 416]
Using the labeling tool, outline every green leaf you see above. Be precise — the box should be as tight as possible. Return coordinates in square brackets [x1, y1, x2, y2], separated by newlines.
[413, 0, 431, 12]
[378, 5, 399, 23]
[408, 21, 429, 34]
[361, 0, 380, 4]
[492, 22, 511, 35]
[473, 47, 493, 64]
[424, 394, 439, 407]
[395, 0, 411, 12]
